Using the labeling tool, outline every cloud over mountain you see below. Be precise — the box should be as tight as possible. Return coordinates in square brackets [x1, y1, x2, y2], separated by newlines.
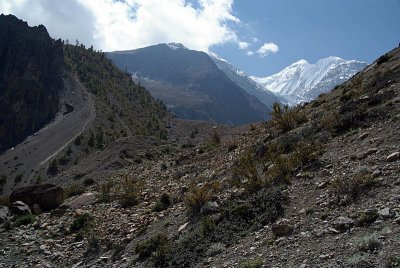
[0, 0, 240, 52]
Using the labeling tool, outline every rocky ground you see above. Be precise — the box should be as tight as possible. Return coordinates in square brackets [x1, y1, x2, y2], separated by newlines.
[1, 48, 400, 268]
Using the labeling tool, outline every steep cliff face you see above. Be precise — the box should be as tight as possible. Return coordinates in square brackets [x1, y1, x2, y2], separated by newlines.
[0, 14, 64, 152]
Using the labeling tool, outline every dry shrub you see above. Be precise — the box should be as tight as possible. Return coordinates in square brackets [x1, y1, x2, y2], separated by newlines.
[184, 181, 220, 217]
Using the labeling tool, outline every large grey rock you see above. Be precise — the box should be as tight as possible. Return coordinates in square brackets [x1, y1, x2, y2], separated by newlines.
[10, 201, 31, 215]
[10, 183, 63, 211]
[62, 192, 97, 210]
[0, 206, 9, 223]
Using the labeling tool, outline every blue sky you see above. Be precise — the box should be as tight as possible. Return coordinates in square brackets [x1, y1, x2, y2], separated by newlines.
[1, 0, 399, 77]
[212, 0, 400, 76]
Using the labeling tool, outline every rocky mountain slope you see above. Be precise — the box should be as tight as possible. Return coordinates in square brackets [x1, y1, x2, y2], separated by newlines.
[107, 43, 269, 125]
[209, 52, 282, 110]
[252, 56, 367, 106]
[0, 16, 167, 196]
[0, 14, 64, 152]
[1, 45, 399, 268]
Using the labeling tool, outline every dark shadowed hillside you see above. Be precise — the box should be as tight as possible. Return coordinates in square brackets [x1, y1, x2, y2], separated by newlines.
[107, 43, 269, 125]
[0, 14, 64, 152]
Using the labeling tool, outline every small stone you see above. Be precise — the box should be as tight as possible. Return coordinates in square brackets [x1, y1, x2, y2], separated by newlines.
[355, 152, 367, 160]
[333, 217, 354, 232]
[366, 148, 378, 155]
[386, 152, 399, 162]
[272, 219, 294, 237]
[317, 181, 329, 189]
[178, 222, 189, 234]
[358, 133, 369, 140]
[371, 170, 382, 178]
[378, 207, 393, 219]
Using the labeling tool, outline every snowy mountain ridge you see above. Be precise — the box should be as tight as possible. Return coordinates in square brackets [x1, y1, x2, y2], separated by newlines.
[209, 52, 282, 109]
[251, 56, 367, 105]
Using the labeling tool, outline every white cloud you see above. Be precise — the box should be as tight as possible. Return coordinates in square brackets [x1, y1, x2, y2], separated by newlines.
[0, 0, 240, 52]
[257, 42, 279, 57]
[238, 41, 250, 50]
[246, 51, 254, 56]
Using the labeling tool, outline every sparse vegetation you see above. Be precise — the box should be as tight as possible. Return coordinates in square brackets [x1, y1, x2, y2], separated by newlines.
[377, 54, 390, 65]
[118, 174, 143, 208]
[64, 183, 85, 199]
[233, 150, 264, 193]
[152, 193, 172, 212]
[14, 214, 35, 227]
[135, 234, 170, 261]
[357, 233, 381, 252]
[270, 102, 307, 133]
[0, 196, 10, 207]
[97, 179, 115, 202]
[330, 172, 376, 203]
[47, 159, 59, 176]
[70, 213, 94, 233]
[238, 257, 264, 268]
[184, 181, 220, 217]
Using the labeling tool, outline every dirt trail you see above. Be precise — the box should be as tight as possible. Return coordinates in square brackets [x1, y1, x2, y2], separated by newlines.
[0, 71, 95, 194]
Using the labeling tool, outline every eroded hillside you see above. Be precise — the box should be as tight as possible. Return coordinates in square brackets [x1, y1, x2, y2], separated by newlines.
[1, 47, 399, 267]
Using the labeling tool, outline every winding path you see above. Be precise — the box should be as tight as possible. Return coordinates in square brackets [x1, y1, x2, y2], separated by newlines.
[0, 71, 95, 194]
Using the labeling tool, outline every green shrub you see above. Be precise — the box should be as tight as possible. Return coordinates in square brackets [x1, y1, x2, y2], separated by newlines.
[357, 210, 379, 226]
[266, 154, 293, 185]
[184, 181, 220, 217]
[14, 214, 35, 227]
[233, 150, 264, 193]
[152, 193, 172, 212]
[357, 234, 381, 252]
[209, 130, 221, 146]
[70, 213, 94, 233]
[330, 173, 376, 202]
[98, 179, 115, 202]
[292, 141, 322, 167]
[270, 102, 307, 133]
[135, 234, 170, 261]
[47, 159, 59, 176]
[377, 54, 390, 65]
[238, 257, 264, 268]
[118, 174, 143, 208]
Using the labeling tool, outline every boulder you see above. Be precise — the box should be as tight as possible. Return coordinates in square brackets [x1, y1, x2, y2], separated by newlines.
[10, 183, 64, 211]
[10, 201, 31, 215]
[0, 206, 9, 223]
[61, 192, 97, 210]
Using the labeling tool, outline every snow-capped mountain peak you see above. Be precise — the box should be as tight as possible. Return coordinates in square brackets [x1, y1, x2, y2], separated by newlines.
[167, 42, 188, 50]
[251, 56, 367, 105]
[209, 52, 282, 108]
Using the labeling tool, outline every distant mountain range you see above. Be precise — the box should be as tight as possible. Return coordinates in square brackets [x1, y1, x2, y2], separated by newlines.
[209, 52, 282, 109]
[251, 57, 367, 105]
[107, 43, 271, 125]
